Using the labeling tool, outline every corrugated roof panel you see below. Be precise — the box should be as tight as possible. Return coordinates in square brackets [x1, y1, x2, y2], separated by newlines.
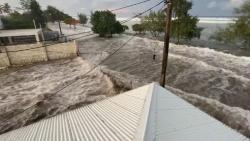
[34, 114, 72, 141]
[0, 83, 248, 141]
[66, 106, 118, 141]
[2, 121, 40, 141]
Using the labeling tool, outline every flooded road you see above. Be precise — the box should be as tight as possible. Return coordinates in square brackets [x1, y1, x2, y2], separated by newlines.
[78, 35, 250, 110]
[0, 35, 250, 137]
[0, 58, 118, 134]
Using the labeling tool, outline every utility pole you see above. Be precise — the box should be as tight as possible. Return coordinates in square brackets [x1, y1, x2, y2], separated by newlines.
[160, 0, 173, 87]
[58, 21, 63, 35]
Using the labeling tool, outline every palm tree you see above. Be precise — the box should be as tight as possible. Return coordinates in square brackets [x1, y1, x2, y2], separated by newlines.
[0, 3, 11, 14]
[3, 3, 11, 13]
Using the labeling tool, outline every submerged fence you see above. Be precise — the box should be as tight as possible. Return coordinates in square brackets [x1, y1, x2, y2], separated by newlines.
[0, 41, 77, 69]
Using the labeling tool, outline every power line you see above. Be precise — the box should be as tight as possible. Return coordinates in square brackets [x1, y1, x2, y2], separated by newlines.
[40, 31, 92, 42]
[0, 0, 164, 129]
[110, 0, 151, 12]
[121, 0, 165, 24]
[0, 35, 135, 129]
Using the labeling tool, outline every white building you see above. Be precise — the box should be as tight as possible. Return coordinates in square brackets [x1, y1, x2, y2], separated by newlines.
[0, 29, 42, 45]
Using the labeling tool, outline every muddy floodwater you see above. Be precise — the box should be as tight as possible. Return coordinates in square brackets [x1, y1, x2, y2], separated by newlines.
[0, 58, 120, 134]
[0, 35, 250, 137]
[78, 35, 250, 110]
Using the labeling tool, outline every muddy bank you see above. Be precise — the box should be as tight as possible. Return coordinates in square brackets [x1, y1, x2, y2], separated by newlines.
[0, 58, 122, 134]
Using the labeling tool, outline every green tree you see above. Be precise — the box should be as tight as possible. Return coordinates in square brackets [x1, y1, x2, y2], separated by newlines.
[171, 0, 201, 43]
[64, 18, 73, 28]
[212, 1, 250, 47]
[2, 11, 33, 29]
[0, 3, 11, 14]
[30, 0, 45, 28]
[44, 6, 64, 22]
[78, 13, 88, 25]
[19, 0, 32, 11]
[132, 24, 145, 34]
[142, 10, 165, 37]
[91, 10, 124, 37]
[113, 21, 125, 34]
[44, 6, 72, 35]
[123, 25, 129, 30]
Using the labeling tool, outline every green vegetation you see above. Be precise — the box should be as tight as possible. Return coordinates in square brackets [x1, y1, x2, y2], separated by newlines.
[78, 13, 88, 25]
[2, 0, 75, 30]
[2, 0, 45, 29]
[132, 0, 201, 43]
[142, 11, 165, 37]
[2, 11, 34, 29]
[132, 24, 145, 34]
[44, 6, 72, 22]
[0, 3, 11, 14]
[30, 0, 45, 28]
[212, 1, 250, 47]
[19, 0, 32, 11]
[90, 11, 125, 37]
[171, 0, 202, 43]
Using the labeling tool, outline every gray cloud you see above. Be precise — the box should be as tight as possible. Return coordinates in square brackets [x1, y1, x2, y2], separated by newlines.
[0, 0, 243, 17]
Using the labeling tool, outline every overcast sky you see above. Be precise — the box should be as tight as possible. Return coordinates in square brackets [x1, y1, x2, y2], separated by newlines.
[0, 0, 247, 18]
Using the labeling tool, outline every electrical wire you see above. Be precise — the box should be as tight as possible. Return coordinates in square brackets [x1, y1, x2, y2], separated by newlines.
[0, 0, 166, 128]
[110, 0, 151, 12]
[121, 0, 165, 24]
[0, 35, 136, 128]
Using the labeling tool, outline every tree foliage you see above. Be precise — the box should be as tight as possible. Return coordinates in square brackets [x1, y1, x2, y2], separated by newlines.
[78, 13, 88, 25]
[171, 0, 201, 43]
[212, 1, 250, 47]
[44, 6, 72, 22]
[2, 11, 34, 29]
[19, 0, 32, 11]
[0, 3, 11, 14]
[30, 0, 45, 28]
[132, 24, 145, 34]
[142, 11, 165, 37]
[91, 11, 125, 37]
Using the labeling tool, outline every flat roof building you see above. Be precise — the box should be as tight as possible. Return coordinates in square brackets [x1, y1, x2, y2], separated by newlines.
[0, 83, 248, 141]
[0, 29, 42, 45]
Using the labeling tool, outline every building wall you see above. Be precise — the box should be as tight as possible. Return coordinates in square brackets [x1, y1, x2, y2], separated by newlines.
[0, 41, 77, 69]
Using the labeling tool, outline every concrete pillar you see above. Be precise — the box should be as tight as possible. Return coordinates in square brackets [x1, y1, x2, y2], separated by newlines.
[8, 37, 13, 44]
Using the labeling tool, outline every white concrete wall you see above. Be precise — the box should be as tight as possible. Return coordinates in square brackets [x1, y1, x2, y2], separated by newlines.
[0, 41, 77, 69]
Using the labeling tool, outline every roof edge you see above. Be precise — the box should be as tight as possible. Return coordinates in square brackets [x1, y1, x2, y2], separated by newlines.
[133, 82, 158, 141]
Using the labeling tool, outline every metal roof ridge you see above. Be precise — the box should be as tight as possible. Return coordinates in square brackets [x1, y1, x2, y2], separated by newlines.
[133, 82, 158, 141]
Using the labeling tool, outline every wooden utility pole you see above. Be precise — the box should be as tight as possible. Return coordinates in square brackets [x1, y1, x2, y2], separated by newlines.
[160, 0, 173, 87]
[58, 21, 63, 35]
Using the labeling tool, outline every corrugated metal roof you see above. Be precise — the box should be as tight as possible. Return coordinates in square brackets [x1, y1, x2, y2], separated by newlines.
[0, 83, 249, 141]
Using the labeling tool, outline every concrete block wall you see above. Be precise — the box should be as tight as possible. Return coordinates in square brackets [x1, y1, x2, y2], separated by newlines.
[0, 48, 10, 69]
[0, 41, 77, 69]
[6, 43, 48, 65]
[47, 41, 77, 60]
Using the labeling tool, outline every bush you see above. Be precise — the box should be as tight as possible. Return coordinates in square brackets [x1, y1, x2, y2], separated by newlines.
[78, 13, 88, 25]
[90, 11, 125, 37]
[132, 24, 145, 34]
[2, 12, 34, 29]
